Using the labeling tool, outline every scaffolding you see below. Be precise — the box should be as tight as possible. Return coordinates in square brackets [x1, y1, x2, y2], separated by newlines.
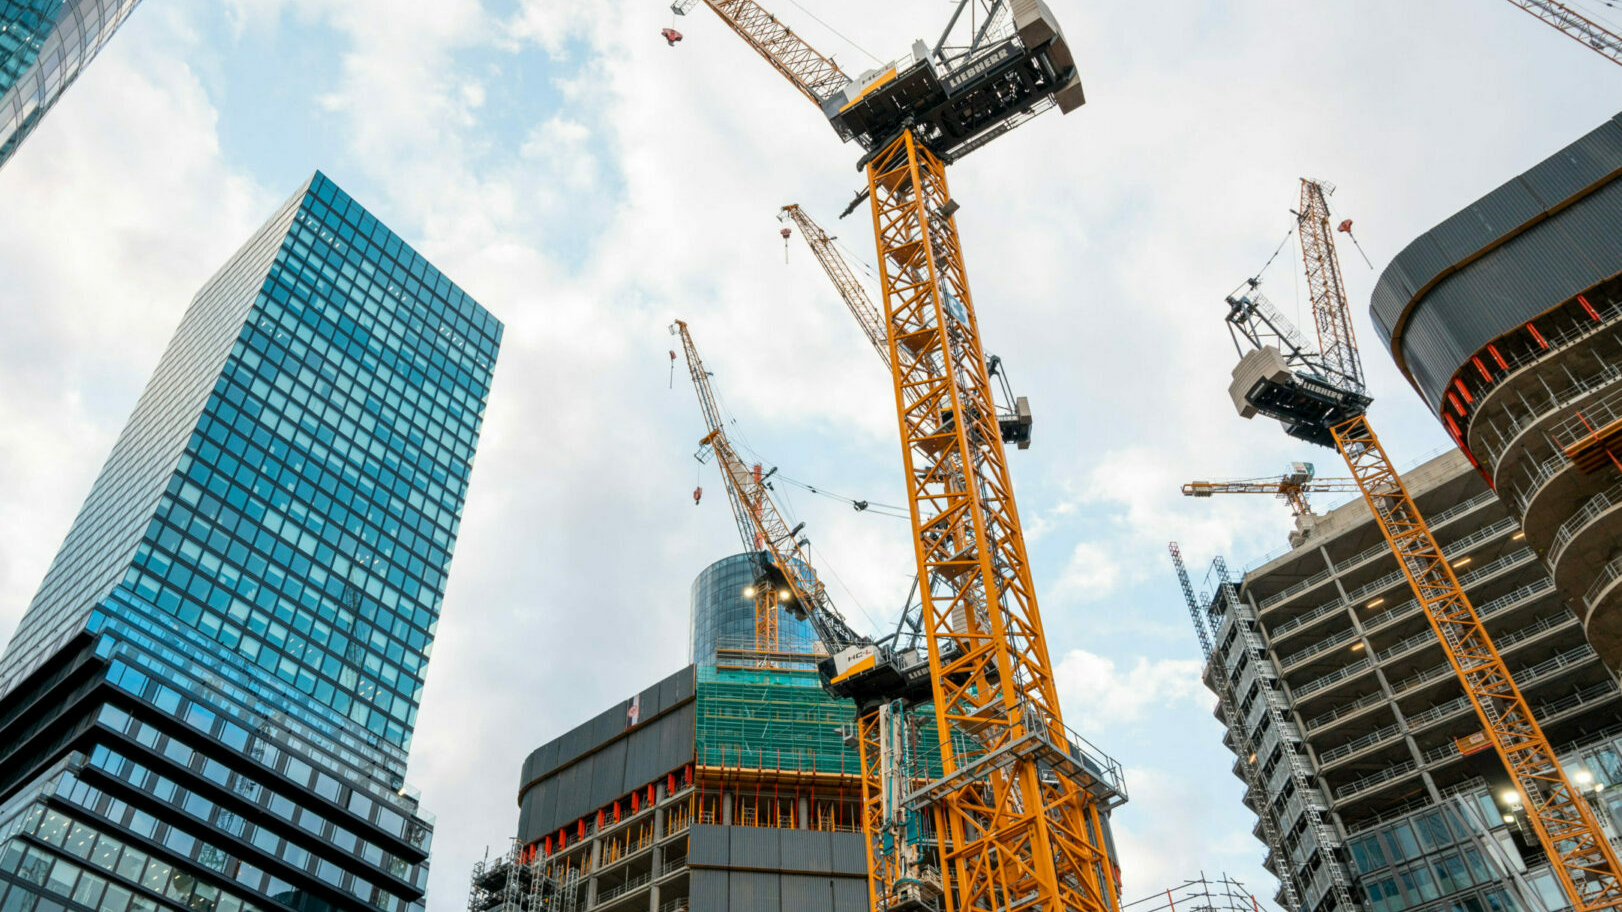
[1123, 873, 1270, 912]
[468, 841, 568, 912]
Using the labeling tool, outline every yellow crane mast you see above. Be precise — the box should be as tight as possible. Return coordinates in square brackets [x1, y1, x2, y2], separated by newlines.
[1181, 463, 1359, 517]
[779, 202, 1033, 450]
[667, 4, 1117, 910]
[1226, 179, 1622, 912]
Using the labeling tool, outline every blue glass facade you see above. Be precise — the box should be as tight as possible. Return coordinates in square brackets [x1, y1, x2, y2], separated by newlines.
[0, 172, 500, 912]
[0, 0, 142, 168]
[689, 553, 821, 666]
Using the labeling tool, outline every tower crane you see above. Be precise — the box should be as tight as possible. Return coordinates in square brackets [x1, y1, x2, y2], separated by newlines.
[1224, 179, 1622, 912]
[664, 4, 1118, 911]
[1181, 462, 1360, 517]
[672, 318, 963, 905]
[779, 203, 1033, 450]
[1501, 0, 1622, 66]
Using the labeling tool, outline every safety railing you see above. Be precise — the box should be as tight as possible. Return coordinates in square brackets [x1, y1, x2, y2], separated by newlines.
[1278, 627, 1361, 670]
[1260, 567, 1338, 612]
[1303, 690, 1385, 731]
[1318, 723, 1404, 765]
[1271, 599, 1350, 641]
[1552, 483, 1622, 567]
[1585, 556, 1622, 611]
[1405, 695, 1471, 729]
[1334, 759, 1418, 801]
[1389, 663, 1453, 694]
[1292, 657, 1374, 698]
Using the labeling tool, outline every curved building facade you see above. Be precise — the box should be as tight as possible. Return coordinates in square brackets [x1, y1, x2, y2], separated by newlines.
[1372, 111, 1622, 668]
[689, 552, 822, 666]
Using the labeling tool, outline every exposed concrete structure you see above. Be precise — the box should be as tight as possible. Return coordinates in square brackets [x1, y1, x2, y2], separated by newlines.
[1371, 111, 1622, 671]
[1204, 450, 1622, 912]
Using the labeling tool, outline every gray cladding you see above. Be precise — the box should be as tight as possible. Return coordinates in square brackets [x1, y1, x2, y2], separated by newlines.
[516, 665, 697, 843]
[686, 826, 867, 911]
[1370, 112, 1622, 411]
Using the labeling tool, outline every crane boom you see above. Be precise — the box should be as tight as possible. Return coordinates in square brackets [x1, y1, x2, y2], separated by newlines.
[1298, 180, 1364, 395]
[1181, 475, 1360, 517]
[779, 204, 890, 368]
[671, 0, 851, 108]
[1225, 180, 1622, 912]
[1502, 0, 1622, 65]
[671, 319, 863, 653]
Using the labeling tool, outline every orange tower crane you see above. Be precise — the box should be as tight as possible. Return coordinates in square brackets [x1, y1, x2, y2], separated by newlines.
[1181, 463, 1359, 517]
[1226, 179, 1622, 912]
[667, 4, 1119, 911]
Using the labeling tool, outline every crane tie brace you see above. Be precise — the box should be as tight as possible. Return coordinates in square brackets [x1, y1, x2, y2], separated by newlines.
[666, 3, 1116, 910]
[1224, 178, 1622, 912]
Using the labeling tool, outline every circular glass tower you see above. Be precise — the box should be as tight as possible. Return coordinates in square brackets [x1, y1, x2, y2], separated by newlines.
[689, 552, 822, 666]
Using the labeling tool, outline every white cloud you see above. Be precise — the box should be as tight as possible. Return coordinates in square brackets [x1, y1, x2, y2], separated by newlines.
[1053, 541, 1123, 602]
[1054, 648, 1208, 733]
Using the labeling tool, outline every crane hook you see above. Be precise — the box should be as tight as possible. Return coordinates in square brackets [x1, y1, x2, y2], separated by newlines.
[661, 27, 683, 46]
[693, 486, 703, 505]
[780, 226, 792, 264]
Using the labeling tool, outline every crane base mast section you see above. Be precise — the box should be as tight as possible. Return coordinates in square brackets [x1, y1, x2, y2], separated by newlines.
[1332, 414, 1622, 912]
[865, 127, 1120, 912]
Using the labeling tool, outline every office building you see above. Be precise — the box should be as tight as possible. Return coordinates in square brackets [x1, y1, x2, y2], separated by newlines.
[0, 0, 143, 168]
[0, 171, 501, 912]
[1370, 111, 1622, 670]
[1197, 449, 1622, 912]
[688, 553, 821, 667]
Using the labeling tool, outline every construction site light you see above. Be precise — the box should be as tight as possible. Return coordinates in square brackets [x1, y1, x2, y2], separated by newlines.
[743, 586, 755, 597]
[1366, 598, 1384, 609]
[1512, 531, 1526, 540]
[778, 590, 790, 600]
[1576, 770, 1594, 785]
[1350, 642, 1365, 651]
[1452, 557, 1473, 568]
[1503, 814, 1515, 823]
[1501, 790, 1521, 807]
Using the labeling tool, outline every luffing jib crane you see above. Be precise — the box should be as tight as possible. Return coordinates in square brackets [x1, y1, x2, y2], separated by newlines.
[665, 4, 1120, 911]
[1225, 179, 1622, 912]
[672, 318, 961, 903]
[779, 203, 1034, 450]
[1181, 462, 1360, 517]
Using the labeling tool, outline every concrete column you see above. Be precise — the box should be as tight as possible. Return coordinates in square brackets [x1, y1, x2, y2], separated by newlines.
[649, 883, 661, 912]
[587, 838, 602, 907]
[722, 792, 733, 826]
[798, 794, 810, 830]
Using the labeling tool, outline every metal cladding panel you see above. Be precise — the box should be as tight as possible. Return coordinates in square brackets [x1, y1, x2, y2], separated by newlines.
[731, 871, 783, 912]
[555, 757, 592, 826]
[732, 826, 782, 869]
[1564, 180, 1622, 275]
[829, 833, 867, 875]
[1369, 112, 1622, 357]
[1396, 197, 1622, 411]
[638, 679, 665, 719]
[780, 829, 833, 874]
[692, 869, 729, 908]
[520, 740, 558, 789]
[664, 664, 696, 708]
[689, 825, 731, 866]
[1522, 120, 1622, 205]
[781, 874, 838, 912]
[832, 877, 868, 909]
[1427, 180, 1543, 265]
[554, 724, 591, 772]
[589, 738, 628, 808]
[590, 703, 627, 747]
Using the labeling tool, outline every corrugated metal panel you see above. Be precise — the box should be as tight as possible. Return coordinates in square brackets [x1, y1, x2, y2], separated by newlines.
[832, 877, 868, 910]
[555, 723, 591, 771]
[732, 826, 782, 869]
[691, 869, 729, 908]
[829, 833, 867, 875]
[590, 703, 627, 747]
[781, 874, 837, 912]
[520, 740, 558, 790]
[590, 738, 628, 808]
[638, 678, 665, 719]
[554, 757, 592, 826]
[1522, 120, 1622, 206]
[731, 871, 782, 912]
[1562, 180, 1622, 277]
[690, 825, 731, 866]
[781, 830, 833, 874]
[1367, 113, 1622, 368]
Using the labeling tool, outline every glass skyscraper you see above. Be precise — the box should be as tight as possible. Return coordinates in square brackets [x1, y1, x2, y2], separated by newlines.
[0, 0, 142, 169]
[689, 552, 822, 665]
[0, 171, 501, 912]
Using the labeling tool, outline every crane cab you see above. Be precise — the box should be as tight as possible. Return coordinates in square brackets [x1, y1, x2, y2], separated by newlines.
[1229, 347, 1371, 449]
[820, 0, 1084, 160]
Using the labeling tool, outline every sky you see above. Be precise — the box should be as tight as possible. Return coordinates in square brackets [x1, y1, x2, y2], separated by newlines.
[0, 0, 1617, 909]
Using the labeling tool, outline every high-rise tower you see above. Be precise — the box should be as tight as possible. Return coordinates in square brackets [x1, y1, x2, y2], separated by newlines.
[0, 0, 144, 169]
[0, 171, 501, 912]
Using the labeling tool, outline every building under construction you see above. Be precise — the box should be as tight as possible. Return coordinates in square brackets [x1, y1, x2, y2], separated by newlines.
[469, 554, 1126, 911]
[1181, 449, 1622, 912]
[1371, 111, 1622, 677]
